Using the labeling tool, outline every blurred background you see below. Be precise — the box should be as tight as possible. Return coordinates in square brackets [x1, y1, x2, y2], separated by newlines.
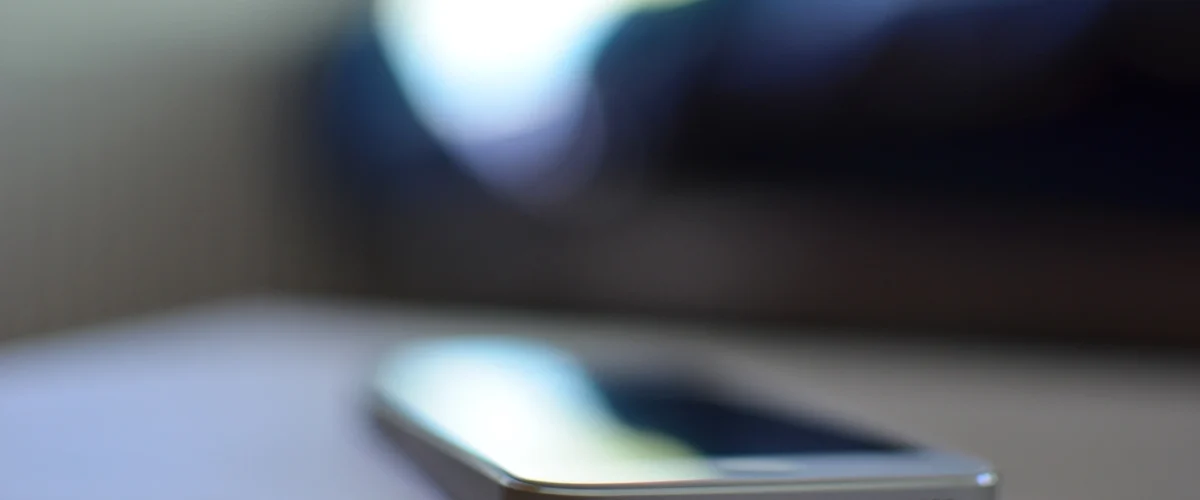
[4, 2, 1200, 499]
[3, 0, 1200, 342]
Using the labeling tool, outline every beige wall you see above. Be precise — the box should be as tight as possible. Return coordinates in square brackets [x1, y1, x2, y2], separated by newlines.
[0, 0, 363, 337]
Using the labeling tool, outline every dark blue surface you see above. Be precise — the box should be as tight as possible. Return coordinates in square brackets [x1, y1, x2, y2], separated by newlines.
[320, 0, 1200, 216]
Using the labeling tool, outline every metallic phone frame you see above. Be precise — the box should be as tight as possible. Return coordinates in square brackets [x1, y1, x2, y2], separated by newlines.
[371, 389, 998, 500]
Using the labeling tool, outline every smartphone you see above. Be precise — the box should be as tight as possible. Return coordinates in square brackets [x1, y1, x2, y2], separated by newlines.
[372, 337, 997, 500]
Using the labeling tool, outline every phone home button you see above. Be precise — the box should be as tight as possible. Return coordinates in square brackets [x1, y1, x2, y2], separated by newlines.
[717, 458, 806, 475]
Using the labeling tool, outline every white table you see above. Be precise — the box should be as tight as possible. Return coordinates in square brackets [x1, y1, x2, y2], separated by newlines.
[2, 297, 1198, 499]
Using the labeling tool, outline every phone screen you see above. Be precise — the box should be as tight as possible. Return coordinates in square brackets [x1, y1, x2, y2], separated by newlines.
[377, 338, 911, 486]
[595, 375, 908, 458]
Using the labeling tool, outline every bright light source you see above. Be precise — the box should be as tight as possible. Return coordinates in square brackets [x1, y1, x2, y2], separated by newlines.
[375, 0, 622, 203]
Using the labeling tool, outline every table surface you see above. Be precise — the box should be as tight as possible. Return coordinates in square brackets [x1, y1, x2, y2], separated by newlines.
[2, 297, 1198, 500]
